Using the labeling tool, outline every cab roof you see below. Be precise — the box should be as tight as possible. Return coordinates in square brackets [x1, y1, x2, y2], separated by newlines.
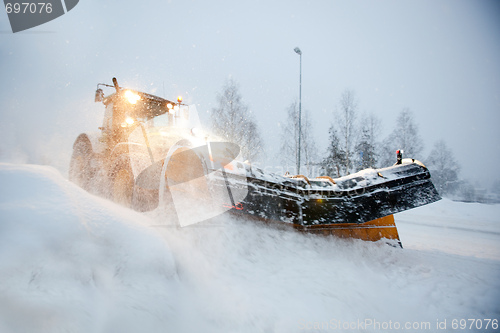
[103, 90, 179, 121]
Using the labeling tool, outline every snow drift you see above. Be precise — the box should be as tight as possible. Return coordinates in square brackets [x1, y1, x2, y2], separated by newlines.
[0, 163, 499, 332]
[0, 163, 181, 333]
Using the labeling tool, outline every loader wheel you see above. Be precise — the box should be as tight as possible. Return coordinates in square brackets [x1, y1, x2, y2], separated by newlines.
[69, 135, 95, 191]
[110, 156, 134, 208]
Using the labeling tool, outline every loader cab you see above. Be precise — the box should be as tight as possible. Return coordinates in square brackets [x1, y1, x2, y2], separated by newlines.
[101, 91, 173, 128]
[98, 88, 191, 148]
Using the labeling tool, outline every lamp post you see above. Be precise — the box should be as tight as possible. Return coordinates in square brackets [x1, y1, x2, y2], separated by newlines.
[294, 46, 302, 175]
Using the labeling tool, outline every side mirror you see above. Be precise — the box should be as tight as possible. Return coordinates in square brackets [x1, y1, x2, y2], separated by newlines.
[95, 88, 104, 102]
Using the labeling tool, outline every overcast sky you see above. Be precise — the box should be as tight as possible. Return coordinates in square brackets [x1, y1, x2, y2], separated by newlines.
[1, 0, 499, 187]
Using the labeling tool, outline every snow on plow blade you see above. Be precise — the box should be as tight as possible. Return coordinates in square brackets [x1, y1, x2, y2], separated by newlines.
[225, 160, 441, 244]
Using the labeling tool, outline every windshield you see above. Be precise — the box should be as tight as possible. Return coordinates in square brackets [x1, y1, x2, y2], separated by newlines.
[145, 104, 200, 129]
[127, 104, 205, 177]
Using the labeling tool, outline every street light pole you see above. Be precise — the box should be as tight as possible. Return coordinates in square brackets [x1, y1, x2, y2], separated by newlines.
[294, 47, 302, 175]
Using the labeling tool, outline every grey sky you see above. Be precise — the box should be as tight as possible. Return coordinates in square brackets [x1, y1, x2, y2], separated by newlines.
[1, 0, 499, 186]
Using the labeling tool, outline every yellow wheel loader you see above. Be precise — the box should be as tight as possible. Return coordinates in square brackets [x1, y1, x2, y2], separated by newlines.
[70, 78, 441, 246]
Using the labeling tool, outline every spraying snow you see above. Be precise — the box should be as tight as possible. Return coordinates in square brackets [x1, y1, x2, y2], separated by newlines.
[0, 163, 499, 332]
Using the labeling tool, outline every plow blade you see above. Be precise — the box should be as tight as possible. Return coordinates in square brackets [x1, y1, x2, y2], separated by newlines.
[295, 215, 401, 245]
[224, 160, 440, 245]
[236, 161, 440, 226]
[132, 142, 438, 246]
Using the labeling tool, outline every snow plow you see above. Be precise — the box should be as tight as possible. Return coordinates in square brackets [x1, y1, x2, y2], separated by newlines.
[69, 78, 441, 245]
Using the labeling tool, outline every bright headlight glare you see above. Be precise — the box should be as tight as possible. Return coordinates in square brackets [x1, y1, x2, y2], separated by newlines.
[124, 90, 141, 104]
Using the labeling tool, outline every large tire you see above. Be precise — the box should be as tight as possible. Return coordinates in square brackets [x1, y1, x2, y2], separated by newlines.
[110, 155, 134, 208]
[69, 135, 95, 191]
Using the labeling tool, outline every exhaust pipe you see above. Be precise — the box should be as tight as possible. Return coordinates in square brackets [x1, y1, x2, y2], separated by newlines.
[112, 77, 120, 92]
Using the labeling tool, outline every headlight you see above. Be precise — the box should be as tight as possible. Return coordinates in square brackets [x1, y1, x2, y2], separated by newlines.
[124, 90, 141, 104]
[121, 117, 135, 127]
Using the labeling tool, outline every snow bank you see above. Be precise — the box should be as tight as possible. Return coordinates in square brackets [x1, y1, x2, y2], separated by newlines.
[0, 163, 180, 333]
[0, 163, 499, 332]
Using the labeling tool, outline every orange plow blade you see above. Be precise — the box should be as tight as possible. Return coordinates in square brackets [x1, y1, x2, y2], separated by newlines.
[295, 215, 401, 246]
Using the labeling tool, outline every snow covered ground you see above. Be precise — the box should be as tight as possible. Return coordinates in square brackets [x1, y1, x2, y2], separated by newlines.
[397, 199, 500, 261]
[0, 163, 499, 333]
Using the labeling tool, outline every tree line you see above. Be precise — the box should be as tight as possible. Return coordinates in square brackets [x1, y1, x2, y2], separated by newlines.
[210, 80, 478, 201]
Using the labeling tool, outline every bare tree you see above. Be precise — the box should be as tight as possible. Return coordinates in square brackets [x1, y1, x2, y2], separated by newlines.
[279, 101, 318, 175]
[337, 89, 358, 175]
[381, 108, 424, 166]
[211, 79, 263, 161]
[301, 110, 319, 175]
[279, 101, 300, 170]
[426, 139, 461, 196]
